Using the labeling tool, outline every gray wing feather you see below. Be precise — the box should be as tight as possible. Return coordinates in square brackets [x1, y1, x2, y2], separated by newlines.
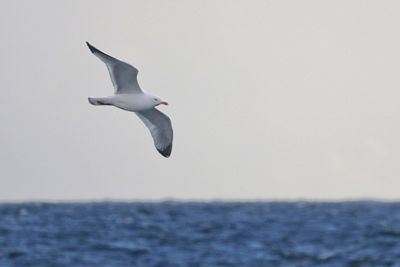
[86, 42, 142, 94]
[135, 109, 173, 157]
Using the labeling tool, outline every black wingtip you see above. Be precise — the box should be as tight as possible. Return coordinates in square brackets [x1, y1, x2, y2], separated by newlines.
[86, 41, 97, 53]
[157, 143, 172, 158]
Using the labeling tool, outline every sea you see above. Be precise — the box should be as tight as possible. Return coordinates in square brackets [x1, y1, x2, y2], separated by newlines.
[0, 201, 399, 267]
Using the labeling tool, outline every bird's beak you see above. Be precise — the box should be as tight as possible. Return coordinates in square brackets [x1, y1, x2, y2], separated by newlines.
[160, 101, 169, 105]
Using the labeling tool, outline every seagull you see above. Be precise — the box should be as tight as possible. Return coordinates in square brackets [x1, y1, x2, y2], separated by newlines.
[86, 42, 173, 157]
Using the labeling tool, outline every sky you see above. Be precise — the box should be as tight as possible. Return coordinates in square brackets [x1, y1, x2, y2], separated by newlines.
[0, 0, 400, 201]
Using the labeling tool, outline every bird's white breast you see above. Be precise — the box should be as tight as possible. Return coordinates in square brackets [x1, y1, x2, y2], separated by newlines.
[108, 94, 154, 112]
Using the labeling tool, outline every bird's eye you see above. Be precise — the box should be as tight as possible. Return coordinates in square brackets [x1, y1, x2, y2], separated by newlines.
[154, 98, 158, 101]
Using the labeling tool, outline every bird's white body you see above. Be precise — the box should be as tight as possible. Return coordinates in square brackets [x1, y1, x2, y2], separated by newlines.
[89, 93, 158, 112]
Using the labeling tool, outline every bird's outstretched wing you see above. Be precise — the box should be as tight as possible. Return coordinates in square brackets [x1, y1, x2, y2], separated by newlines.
[86, 42, 142, 94]
[135, 108, 173, 157]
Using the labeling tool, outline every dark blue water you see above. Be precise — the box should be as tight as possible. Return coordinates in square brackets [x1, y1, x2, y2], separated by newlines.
[1, 202, 400, 267]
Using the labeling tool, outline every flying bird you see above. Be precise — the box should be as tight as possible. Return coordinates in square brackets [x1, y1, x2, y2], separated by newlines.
[86, 42, 173, 157]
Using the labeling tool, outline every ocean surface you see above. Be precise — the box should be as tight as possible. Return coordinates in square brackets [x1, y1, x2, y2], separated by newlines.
[0, 202, 400, 267]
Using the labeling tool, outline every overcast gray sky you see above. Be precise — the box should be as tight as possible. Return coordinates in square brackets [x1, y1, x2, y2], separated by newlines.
[1, 0, 399, 201]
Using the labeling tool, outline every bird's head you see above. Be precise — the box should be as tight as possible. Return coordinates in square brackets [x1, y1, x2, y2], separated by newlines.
[152, 97, 168, 107]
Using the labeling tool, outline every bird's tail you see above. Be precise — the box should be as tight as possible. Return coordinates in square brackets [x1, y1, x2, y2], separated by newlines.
[88, 97, 110, 106]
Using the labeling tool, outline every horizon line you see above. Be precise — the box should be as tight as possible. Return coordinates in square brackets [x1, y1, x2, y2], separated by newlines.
[1, 197, 400, 204]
